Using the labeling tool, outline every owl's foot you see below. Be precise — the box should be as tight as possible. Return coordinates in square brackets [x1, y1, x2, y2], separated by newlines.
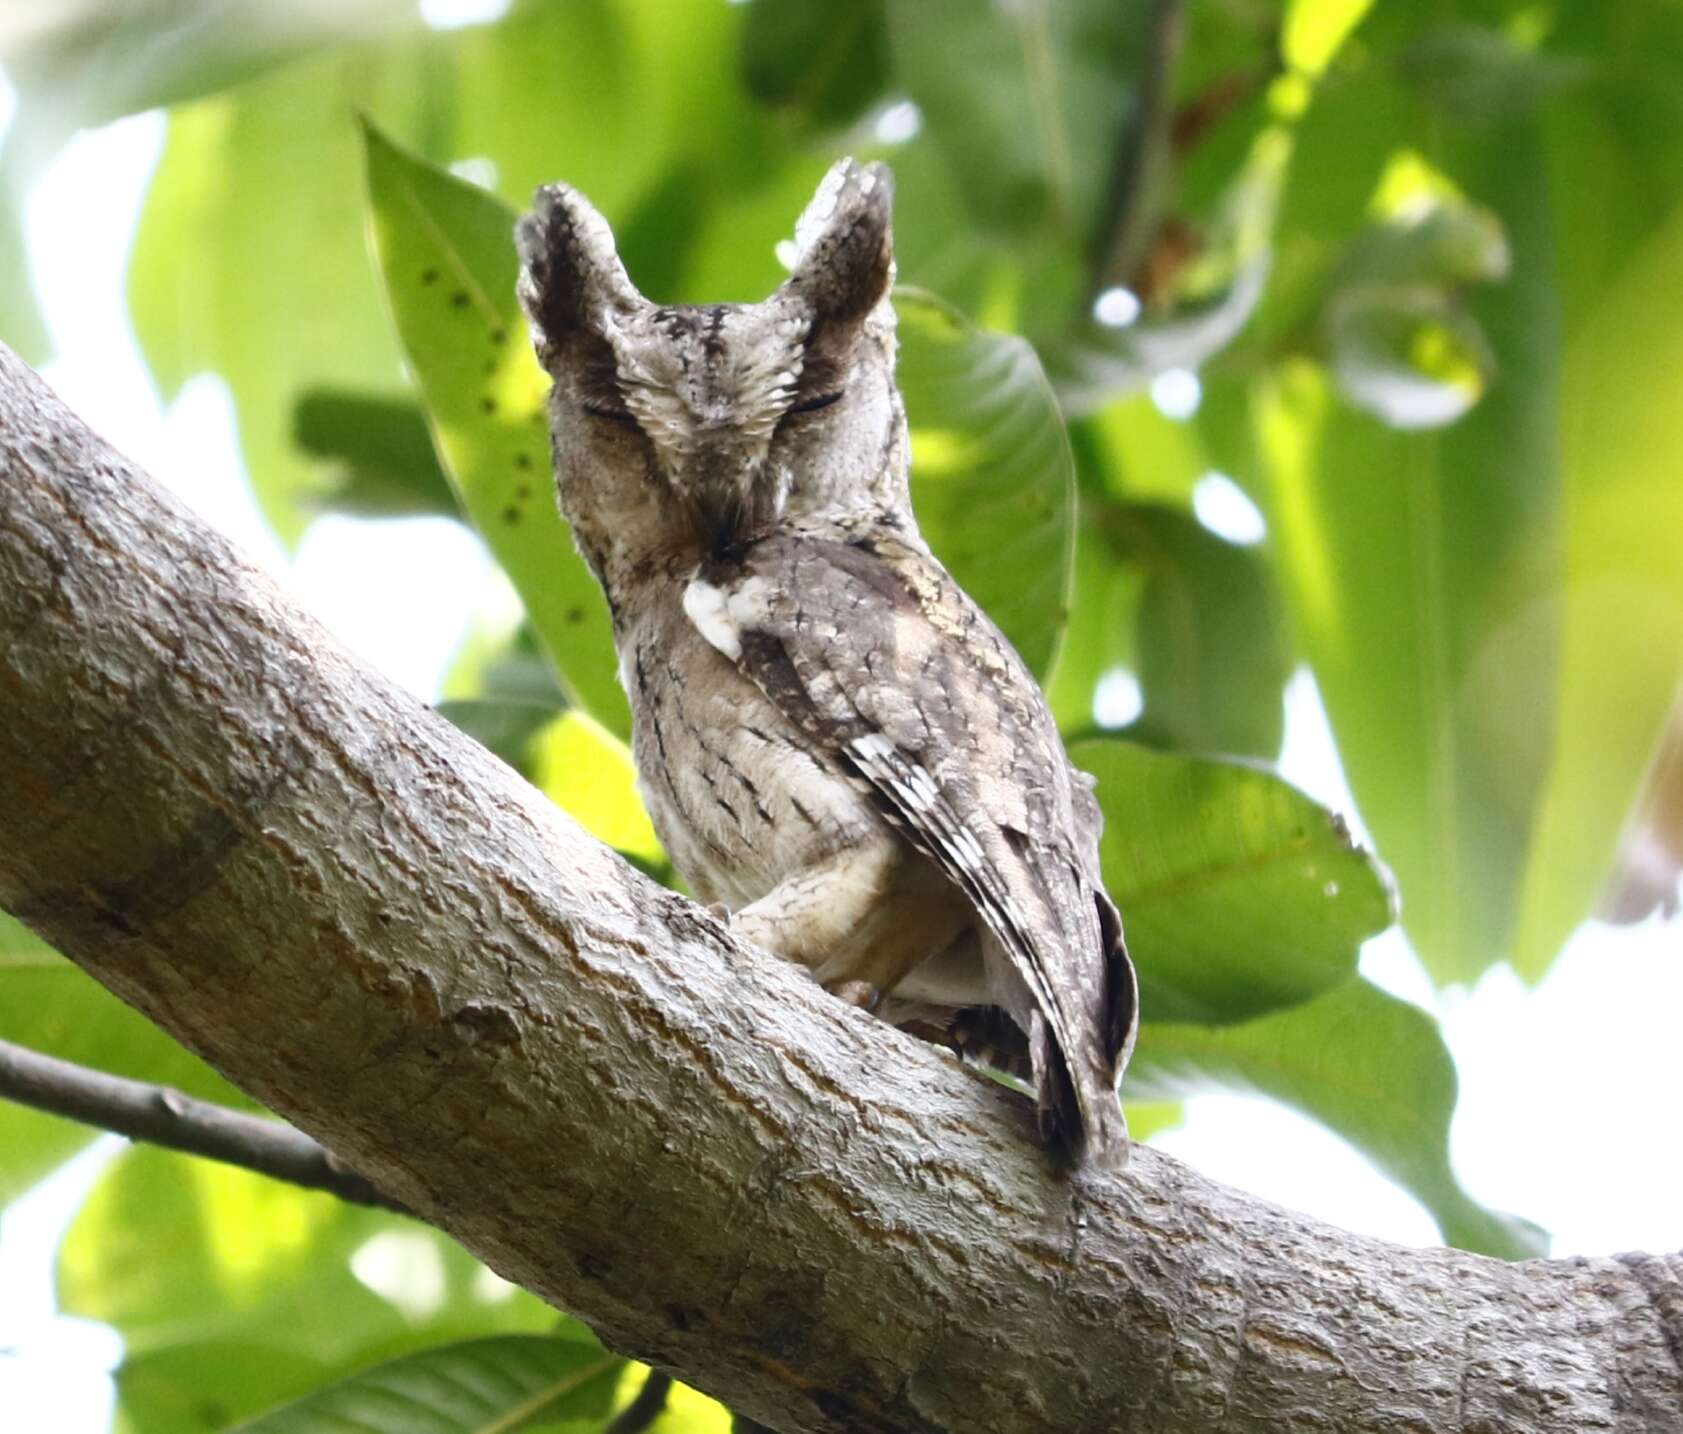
[827, 979, 883, 1012]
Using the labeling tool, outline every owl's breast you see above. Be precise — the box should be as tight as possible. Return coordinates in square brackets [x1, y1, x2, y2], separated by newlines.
[618, 609, 881, 908]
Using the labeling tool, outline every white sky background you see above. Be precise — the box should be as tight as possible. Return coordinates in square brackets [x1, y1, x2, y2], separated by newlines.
[1, 78, 1680, 1434]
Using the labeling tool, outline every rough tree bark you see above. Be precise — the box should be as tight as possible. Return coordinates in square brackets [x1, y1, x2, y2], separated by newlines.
[1, 340, 1679, 1433]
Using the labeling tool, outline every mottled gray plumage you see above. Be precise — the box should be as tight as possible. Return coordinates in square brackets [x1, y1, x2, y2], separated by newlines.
[516, 159, 1137, 1168]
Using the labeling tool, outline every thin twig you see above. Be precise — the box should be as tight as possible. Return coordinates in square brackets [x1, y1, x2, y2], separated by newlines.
[0, 1036, 408, 1213]
[606, 1369, 674, 1434]
[1088, 0, 1186, 304]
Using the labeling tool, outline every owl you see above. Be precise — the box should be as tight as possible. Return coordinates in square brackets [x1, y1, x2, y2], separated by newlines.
[515, 159, 1137, 1169]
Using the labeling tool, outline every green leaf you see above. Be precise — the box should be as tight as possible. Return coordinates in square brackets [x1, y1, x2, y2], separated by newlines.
[1099, 504, 1291, 760]
[1322, 190, 1511, 429]
[1249, 108, 1563, 988]
[0, 964, 251, 1203]
[0, 1, 415, 133]
[1131, 978, 1546, 1260]
[0, 909, 62, 970]
[359, 120, 629, 737]
[1514, 191, 1683, 974]
[0, 153, 51, 362]
[528, 713, 664, 866]
[294, 390, 460, 520]
[59, 1147, 561, 1432]
[741, 0, 890, 134]
[127, 47, 428, 546]
[436, 699, 564, 775]
[229, 1335, 621, 1434]
[885, 0, 1144, 243]
[897, 288, 1076, 680]
[442, 622, 568, 708]
[1044, 510, 1143, 733]
[1072, 738, 1392, 1025]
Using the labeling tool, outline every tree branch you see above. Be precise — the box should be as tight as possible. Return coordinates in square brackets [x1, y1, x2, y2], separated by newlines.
[2, 338, 1680, 1432]
[605, 1369, 673, 1434]
[1088, 0, 1185, 304]
[0, 1036, 407, 1213]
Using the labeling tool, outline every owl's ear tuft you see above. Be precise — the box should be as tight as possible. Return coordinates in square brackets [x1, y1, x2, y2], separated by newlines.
[783, 159, 894, 327]
[516, 184, 641, 367]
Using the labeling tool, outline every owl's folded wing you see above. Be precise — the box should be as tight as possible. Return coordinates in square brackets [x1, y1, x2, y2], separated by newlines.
[687, 527, 1136, 1165]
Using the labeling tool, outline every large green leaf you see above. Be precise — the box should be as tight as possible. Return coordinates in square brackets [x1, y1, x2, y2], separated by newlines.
[0, 964, 251, 1203]
[1513, 190, 1683, 974]
[230, 1335, 621, 1434]
[360, 120, 629, 736]
[0, 1, 415, 368]
[1044, 510, 1144, 734]
[1098, 503, 1291, 760]
[58, 1146, 561, 1432]
[127, 42, 442, 545]
[1249, 85, 1563, 987]
[293, 389, 460, 520]
[0, 1, 414, 132]
[1132, 978, 1546, 1260]
[741, 0, 889, 135]
[0, 154, 51, 362]
[1073, 739, 1392, 1025]
[528, 713, 664, 867]
[1505, 4, 1683, 974]
[885, 0, 1143, 244]
[897, 289, 1076, 679]
[0, 908, 61, 969]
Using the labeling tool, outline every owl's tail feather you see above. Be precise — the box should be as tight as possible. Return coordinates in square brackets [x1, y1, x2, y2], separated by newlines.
[1033, 1013, 1131, 1173]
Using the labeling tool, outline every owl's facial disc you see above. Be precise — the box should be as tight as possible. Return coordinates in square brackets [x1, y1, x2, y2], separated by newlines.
[517, 157, 899, 556]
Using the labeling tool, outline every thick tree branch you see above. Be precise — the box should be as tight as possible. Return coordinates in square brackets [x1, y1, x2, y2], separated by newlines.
[1, 338, 1680, 1432]
[0, 1036, 407, 1212]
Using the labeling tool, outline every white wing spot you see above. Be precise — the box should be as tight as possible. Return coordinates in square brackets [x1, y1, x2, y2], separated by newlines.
[952, 827, 987, 872]
[851, 732, 895, 763]
[683, 579, 742, 661]
[905, 764, 939, 810]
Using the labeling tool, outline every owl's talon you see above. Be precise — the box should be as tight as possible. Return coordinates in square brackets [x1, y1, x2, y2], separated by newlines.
[828, 980, 882, 1012]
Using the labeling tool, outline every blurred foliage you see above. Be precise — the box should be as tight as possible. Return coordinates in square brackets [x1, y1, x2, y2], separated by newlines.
[6, 0, 1683, 1424]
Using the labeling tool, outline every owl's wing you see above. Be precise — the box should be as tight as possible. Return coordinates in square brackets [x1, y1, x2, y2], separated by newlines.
[689, 528, 1137, 1167]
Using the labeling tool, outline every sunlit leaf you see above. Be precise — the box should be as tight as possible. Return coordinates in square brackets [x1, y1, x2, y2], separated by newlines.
[1046, 118, 1287, 413]
[229, 1334, 621, 1434]
[1132, 978, 1547, 1260]
[0, 165, 50, 362]
[1073, 738, 1392, 1025]
[1249, 108, 1563, 987]
[621, 1370, 734, 1434]
[529, 712, 664, 866]
[897, 288, 1075, 679]
[0, 908, 61, 970]
[1322, 192, 1509, 429]
[128, 48, 428, 545]
[59, 1148, 559, 1431]
[360, 120, 629, 737]
[1047, 257, 1270, 416]
[0, 0, 414, 130]
[1514, 191, 1683, 975]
